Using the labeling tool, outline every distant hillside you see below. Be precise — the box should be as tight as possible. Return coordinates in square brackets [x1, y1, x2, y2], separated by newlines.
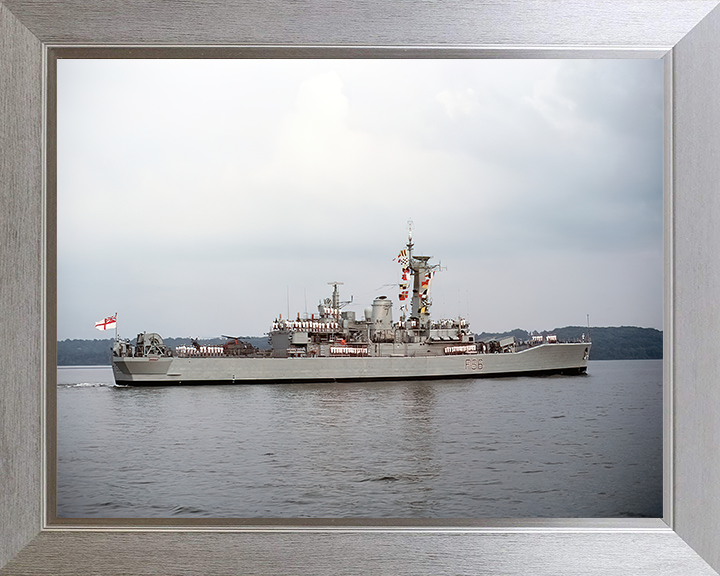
[476, 326, 662, 361]
[57, 338, 115, 366]
[57, 326, 661, 366]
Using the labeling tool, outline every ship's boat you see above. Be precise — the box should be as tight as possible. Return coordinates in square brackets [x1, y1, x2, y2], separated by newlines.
[111, 230, 591, 385]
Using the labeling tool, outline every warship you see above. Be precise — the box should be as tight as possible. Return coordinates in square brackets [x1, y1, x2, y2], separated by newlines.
[111, 230, 591, 386]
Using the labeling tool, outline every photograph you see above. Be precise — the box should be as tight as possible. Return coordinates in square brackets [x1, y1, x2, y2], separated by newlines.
[56, 58, 663, 519]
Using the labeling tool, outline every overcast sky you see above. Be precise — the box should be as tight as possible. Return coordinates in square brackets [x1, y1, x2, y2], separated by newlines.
[57, 58, 663, 341]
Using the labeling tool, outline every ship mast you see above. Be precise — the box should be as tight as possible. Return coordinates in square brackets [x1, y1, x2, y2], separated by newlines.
[407, 219, 414, 261]
[328, 281, 343, 311]
[404, 220, 438, 328]
[411, 256, 433, 322]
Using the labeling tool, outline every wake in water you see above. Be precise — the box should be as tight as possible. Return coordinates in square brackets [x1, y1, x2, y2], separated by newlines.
[59, 382, 118, 388]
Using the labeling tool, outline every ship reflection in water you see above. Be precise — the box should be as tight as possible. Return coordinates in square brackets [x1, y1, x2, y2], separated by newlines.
[57, 359, 662, 519]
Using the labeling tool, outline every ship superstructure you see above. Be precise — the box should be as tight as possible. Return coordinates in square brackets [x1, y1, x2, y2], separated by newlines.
[267, 231, 474, 360]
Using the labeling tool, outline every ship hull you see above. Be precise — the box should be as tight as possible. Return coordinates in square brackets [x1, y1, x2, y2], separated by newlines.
[111, 342, 591, 386]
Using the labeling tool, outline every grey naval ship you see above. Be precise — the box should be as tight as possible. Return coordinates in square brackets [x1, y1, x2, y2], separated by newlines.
[111, 231, 591, 386]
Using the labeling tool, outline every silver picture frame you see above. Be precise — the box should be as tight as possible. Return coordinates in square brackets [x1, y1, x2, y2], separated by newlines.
[2, 1, 720, 574]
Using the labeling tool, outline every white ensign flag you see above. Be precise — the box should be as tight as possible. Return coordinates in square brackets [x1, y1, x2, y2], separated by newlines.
[95, 314, 117, 331]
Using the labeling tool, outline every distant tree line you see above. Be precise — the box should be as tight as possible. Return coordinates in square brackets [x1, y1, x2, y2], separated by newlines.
[57, 326, 661, 366]
[476, 326, 662, 361]
[553, 326, 662, 360]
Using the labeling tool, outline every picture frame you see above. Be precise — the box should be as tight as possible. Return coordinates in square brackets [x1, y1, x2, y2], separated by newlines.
[2, 1, 720, 574]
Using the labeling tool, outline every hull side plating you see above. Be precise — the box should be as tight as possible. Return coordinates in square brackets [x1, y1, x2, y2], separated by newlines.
[112, 342, 590, 386]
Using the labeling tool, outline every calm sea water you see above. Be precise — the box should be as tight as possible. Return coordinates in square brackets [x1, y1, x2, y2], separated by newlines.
[56, 359, 662, 518]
